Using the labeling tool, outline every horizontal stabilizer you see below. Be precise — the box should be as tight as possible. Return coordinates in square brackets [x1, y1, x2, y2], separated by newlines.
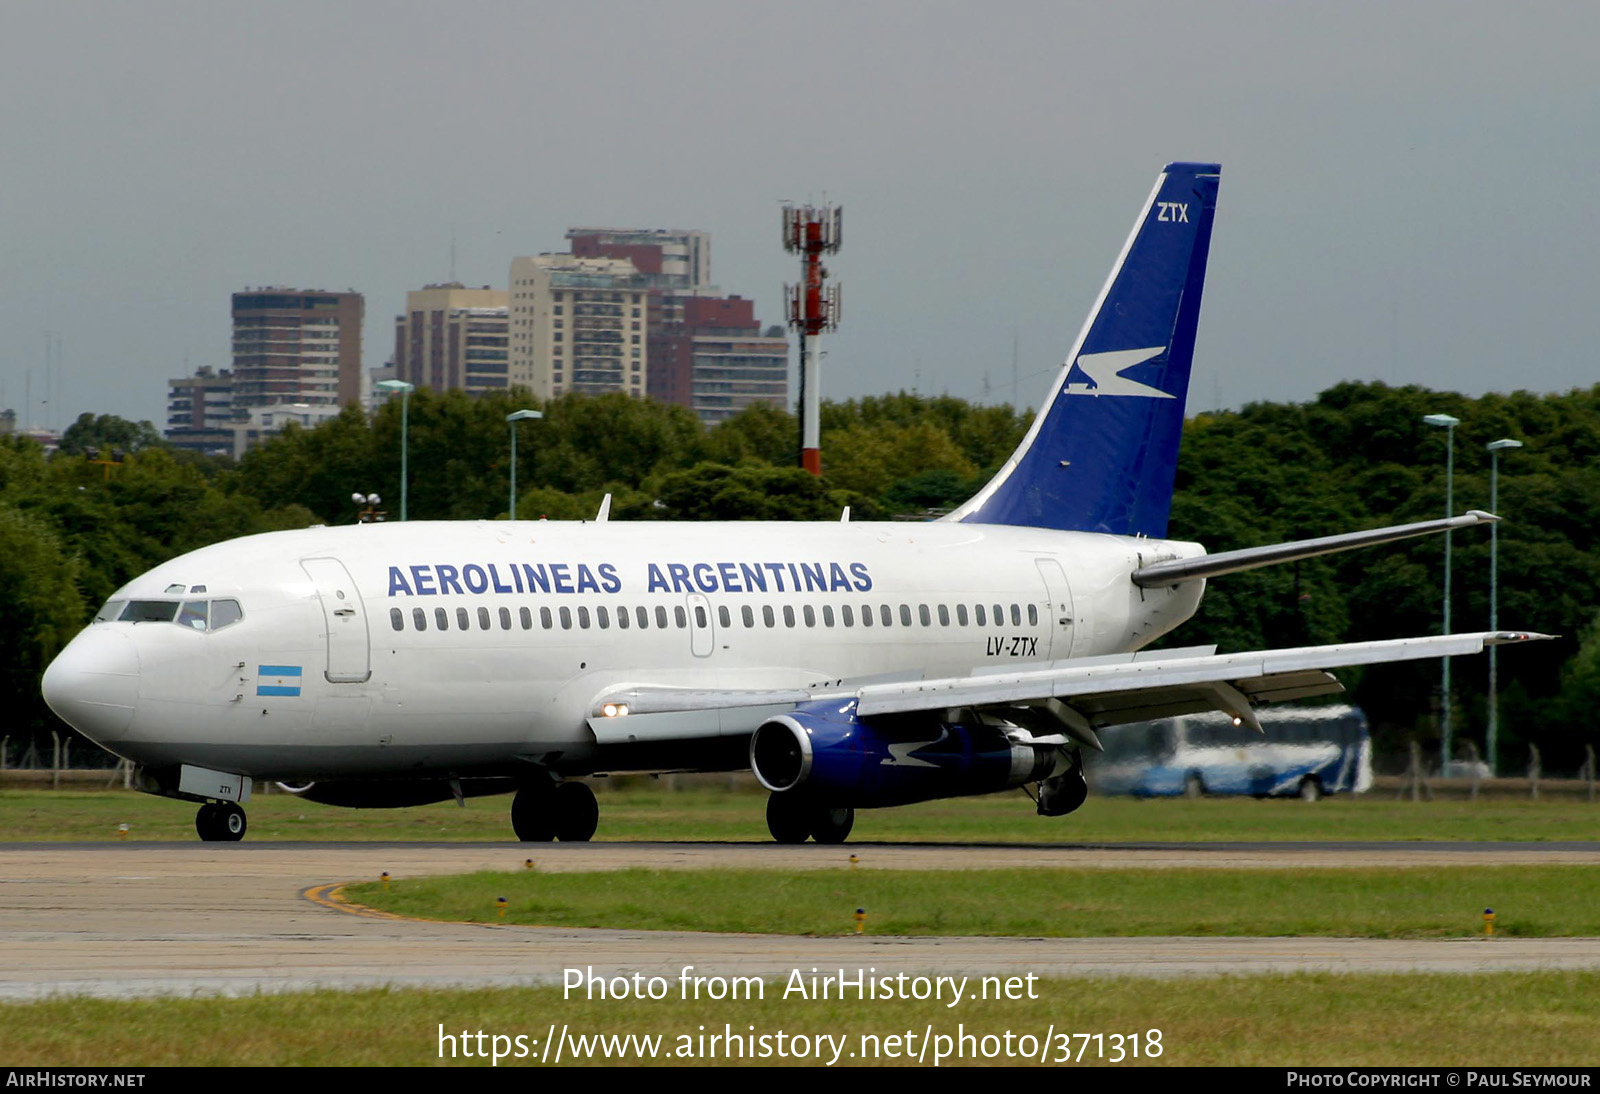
[1132, 511, 1499, 588]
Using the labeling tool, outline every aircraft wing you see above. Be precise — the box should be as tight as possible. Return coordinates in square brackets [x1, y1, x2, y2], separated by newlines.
[588, 631, 1552, 745]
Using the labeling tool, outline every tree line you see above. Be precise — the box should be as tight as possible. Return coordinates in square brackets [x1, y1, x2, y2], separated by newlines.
[6, 382, 1598, 771]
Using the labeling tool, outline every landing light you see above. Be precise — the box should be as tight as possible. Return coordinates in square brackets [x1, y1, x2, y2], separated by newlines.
[1231, 716, 1242, 727]
[601, 703, 630, 718]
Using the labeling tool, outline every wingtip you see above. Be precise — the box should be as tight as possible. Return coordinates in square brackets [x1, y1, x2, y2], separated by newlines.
[1484, 631, 1558, 645]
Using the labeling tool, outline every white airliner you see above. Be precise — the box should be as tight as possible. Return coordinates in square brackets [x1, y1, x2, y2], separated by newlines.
[42, 163, 1546, 843]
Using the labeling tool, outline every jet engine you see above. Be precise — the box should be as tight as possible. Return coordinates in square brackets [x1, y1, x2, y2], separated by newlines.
[749, 699, 1073, 809]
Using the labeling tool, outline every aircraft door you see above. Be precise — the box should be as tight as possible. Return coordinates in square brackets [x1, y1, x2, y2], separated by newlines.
[686, 593, 714, 658]
[1034, 558, 1076, 660]
[300, 557, 372, 683]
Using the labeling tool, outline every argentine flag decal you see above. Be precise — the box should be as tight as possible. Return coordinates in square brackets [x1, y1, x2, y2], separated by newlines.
[257, 665, 303, 697]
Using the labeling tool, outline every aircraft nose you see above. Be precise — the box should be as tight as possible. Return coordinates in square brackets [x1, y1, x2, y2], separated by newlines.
[41, 628, 140, 745]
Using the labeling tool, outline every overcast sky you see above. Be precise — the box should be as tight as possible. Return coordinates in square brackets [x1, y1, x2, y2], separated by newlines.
[2, 1, 1596, 430]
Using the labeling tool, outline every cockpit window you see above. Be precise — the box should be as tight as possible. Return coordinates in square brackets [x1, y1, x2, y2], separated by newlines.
[110, 598, 243, 631]
[121, 600, 180, 623]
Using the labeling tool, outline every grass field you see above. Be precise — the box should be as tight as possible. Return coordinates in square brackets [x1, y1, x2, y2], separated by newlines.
[3, 784, 1598, 843]
[4, 972, 1597, 1066]
[345, 864, 1597, 938]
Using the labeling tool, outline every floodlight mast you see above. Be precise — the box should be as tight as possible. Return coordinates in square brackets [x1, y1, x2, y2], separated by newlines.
[1423, 413, 1460, 769]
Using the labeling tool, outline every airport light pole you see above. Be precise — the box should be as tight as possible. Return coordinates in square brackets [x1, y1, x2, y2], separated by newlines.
[506, 409, 542, 521]
[1486, 437, 1524, 777]
[376, 380, 415, 521]
[1424, 413, 1460, 772]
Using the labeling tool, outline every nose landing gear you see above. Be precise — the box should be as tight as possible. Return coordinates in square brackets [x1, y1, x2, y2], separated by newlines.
[195, 801, 247, 841]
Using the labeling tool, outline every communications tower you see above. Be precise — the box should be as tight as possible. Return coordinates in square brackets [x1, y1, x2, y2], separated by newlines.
[782, 203, 841, 475]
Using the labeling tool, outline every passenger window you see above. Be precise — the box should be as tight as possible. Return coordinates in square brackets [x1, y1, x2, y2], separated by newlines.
[413, 608, 427, 631]
[976, 604, 987, 626]
[880, 604, 892, 627]
[540, 607, 553, 629]
[918, 604, 930, 627]
[993, 604, 1004, 625]
[456, 607, 469, 630]
[637, 606, 649, 629]
[823, 605, 835, 627]
[938, 605, 950, 626]
[617, 606, 630, 629]
[578, 607, 590, 629]
[860, 604, 872, 627]
[597, 606, 610, 629]
[695, 606, 707, 628]
[499, 607, 511, 630]
[656, 606, 669, 629]
[211, 599, 243, 630]
[436, 608, 449, 630]
[803, 605, 816, 627]
[390, 608, 404, 632]
[763, 605, 775, 627]
[783, 605, 795, 628]
[674, 606, 687, 628]
[1028, 604, 1038, 626]
[842, 605, 853, 627]
[520, 607, 532, 630]
[718, 606, 730, 628]
[1011, 604, 1022, 626]
[478, 607, 491, 630]
[956, 604, 968, 626]
[900, 604, 913, 627]
[742, 605, 754, 628]
[560, 607, 572, 630]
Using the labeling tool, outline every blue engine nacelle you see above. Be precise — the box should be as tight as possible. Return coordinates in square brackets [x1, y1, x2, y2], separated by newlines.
[749, 699, 1068, 809]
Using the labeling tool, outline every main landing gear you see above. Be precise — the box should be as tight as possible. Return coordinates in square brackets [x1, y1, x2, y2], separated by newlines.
[511, 780, 599, 842]
[766, 794, 855, 844]
[195, 801, 247, 842]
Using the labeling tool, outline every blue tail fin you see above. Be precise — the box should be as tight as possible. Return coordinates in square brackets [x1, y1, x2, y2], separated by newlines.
[949, 162, 1220, 537]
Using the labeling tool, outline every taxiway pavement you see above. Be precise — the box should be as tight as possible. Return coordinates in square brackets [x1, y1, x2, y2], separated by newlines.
[3, 841, 1598, 1000]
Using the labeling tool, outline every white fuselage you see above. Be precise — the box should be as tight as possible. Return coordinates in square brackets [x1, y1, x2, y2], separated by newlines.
[44, 519, 1205, 781]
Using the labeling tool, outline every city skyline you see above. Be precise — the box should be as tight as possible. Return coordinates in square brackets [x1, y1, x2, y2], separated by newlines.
[3, 2, 1597, 431]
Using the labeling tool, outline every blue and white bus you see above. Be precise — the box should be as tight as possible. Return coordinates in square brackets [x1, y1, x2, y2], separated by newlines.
[1085, 704, 1373, 801]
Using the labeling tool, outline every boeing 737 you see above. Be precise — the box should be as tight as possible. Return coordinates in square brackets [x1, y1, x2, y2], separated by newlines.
[42, 162, 1546, 842]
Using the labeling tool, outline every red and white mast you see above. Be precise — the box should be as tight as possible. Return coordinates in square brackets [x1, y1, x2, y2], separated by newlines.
[782, 203, 841, 476]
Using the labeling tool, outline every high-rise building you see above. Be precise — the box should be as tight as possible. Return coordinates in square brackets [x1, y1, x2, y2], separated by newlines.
[393, 284, 510, 394]
[508, 255, 649, 399]
[230, 289, 364, 410]
[649, 296, 789, 424]
[164, 366, 236, 455]
[567, 227, 712, 291]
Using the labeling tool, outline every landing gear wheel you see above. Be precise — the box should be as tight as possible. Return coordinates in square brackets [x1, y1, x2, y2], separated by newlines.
[1036, 765, 1089, 816]
[1183, 773, 1207, 799]
[195, 803, 218, 841]
[809, 805, 854, 844]
[553, 781, 599, 842]
[511, 783, 557, 842]
[1297, 776, 1324, 802]
[196, 802, 246, 842]
[766, 794, 812, 844]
